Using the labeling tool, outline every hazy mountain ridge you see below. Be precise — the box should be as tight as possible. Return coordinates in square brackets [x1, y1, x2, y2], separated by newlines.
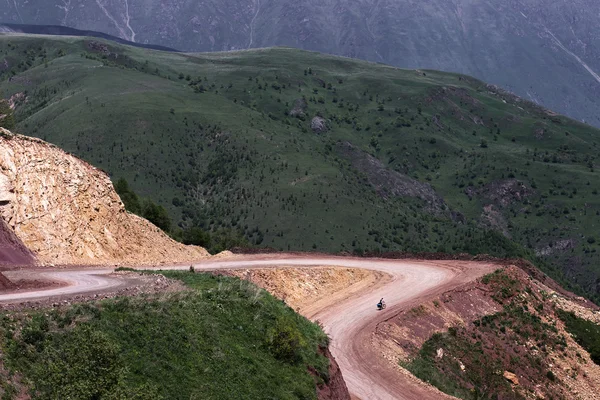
[2, 0, 600, 126]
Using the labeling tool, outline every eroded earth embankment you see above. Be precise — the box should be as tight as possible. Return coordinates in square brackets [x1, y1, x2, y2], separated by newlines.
[0, 217, 34, 267]
[0, 128, 208, 266]
[0, 207, 36, 289]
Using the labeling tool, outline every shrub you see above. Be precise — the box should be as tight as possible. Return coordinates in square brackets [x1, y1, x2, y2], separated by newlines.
[142, 200, 171, 232]
[114, 178, 142, 215]
[181, 227, 211, 248]
[30, 326, 123, 399]
[0, 99, 15, 130]
[266, 316, 306, 364]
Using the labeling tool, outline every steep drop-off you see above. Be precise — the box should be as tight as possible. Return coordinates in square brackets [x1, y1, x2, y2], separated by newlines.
[0, 128, 208, 265]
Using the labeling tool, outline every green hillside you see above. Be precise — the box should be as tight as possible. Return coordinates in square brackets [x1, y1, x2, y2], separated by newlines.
[0, 272, 330, 399]
[1, 34, 599, 301]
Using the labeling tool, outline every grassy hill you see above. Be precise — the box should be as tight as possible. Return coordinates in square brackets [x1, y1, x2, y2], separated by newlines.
[0, 34, 599, 301]
[0, 272, 331, 399]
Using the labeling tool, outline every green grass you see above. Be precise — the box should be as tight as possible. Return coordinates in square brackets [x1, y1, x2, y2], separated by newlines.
[556, 309, 600, 365]
[403, 331, 514, 400]
[0, 272, 329, 400]
[1, 34, 600, 301]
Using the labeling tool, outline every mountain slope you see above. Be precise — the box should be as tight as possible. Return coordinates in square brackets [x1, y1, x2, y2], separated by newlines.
[0, 127, 208, 265]
[2, 0, 600, 127]
[384, 267, 600, 400]
[0, 35, 599, 301]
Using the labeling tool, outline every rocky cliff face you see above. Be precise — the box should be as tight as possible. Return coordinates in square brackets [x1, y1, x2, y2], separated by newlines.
[0, 128, 208, 266]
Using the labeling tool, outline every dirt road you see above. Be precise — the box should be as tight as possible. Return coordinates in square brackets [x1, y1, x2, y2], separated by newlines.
[0, 255, 496, 399]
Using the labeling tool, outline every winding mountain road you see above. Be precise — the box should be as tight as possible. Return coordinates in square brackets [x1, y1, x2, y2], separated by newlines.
[0, 255, 496, 400]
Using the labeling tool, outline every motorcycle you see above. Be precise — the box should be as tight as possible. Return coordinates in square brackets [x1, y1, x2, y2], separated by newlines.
[377, 300, 386, 310]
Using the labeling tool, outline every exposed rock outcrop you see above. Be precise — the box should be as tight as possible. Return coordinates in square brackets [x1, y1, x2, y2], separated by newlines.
[503, 371, 519, 386]
[337, 141, 447, 213]
[464, 179, 534, 207]
[311, 116, 328, 133]
[0, 128, 208, 266]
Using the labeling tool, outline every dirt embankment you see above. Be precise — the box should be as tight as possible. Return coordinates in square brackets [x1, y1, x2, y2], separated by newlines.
[0, 191, 36, 288]
[223, 266, 384, 317]
[0, 128, 208, 266]
[317, 347, 351, 400]
[0, 218, 35, 268]
[0, 272, 14, 290]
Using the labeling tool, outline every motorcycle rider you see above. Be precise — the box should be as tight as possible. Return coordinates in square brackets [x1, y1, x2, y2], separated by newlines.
[377, 298, 385, 309]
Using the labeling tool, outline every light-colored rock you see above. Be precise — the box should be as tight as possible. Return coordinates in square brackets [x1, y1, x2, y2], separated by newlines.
[311, 116, 328, 133]
[0, 128, 209, 266]
[436, 348, 444, 359]
[213, 250, 234, 258]
[504, 371, 519, 385]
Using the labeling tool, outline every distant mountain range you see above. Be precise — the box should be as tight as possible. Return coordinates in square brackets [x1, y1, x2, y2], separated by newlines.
[0, 23, 177, 52]
[2, 0, 600, 127]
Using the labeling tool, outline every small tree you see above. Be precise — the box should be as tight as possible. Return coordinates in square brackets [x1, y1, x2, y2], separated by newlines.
[182, 227, 211, 248]
[142, 200, 171, 233]
[114, 178, 142, 215]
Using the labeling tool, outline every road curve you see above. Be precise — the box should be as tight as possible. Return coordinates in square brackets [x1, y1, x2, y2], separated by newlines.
[0, 255, 496, 399]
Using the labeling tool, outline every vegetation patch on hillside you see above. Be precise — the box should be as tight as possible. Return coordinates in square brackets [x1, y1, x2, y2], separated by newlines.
[0, 272, 330, 400]
[403, 269, 597, 400]
[556, 309, 600, 365]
